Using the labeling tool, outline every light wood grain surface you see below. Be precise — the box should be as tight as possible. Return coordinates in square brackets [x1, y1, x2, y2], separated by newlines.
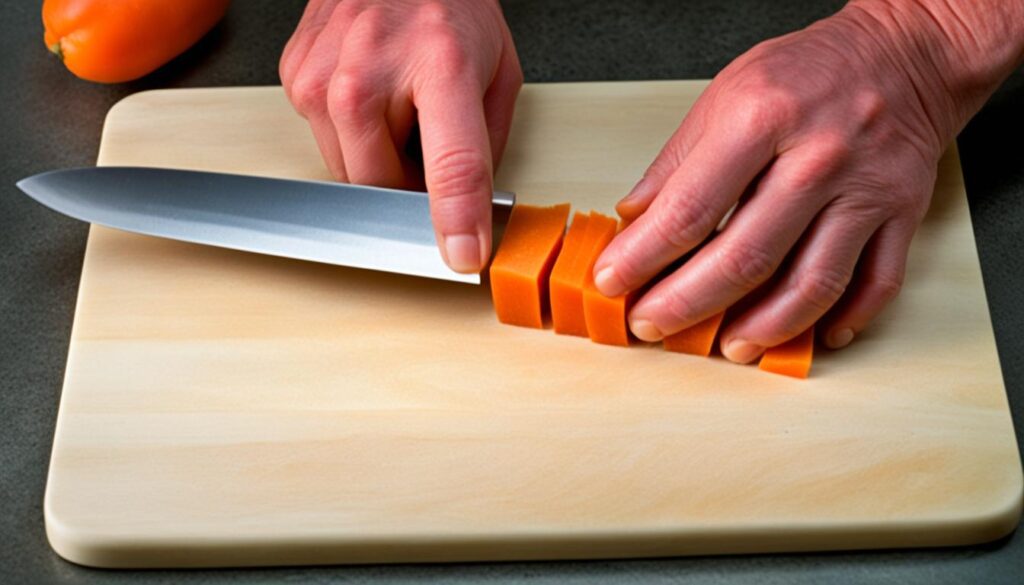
[44, 82, 1022, 568]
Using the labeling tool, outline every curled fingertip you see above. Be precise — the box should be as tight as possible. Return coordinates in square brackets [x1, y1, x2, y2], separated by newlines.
[722, 338, 764, 364]
[593, 265, 626, 298]
[825, 327, 855, 349]
[616, 177, 658, 219]
[630, 318, 664, 342]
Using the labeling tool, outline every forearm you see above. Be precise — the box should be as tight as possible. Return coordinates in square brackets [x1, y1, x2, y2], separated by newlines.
[841, 0, 1024, 142]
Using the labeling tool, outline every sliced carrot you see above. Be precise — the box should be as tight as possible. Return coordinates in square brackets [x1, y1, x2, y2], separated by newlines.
[581, 213, 629, 346]
[489, 203, 571, 328]
[663, 311, 726, 357]
[549, 212, 592, 336]
[582, 283, 632, 346]
[759, 327, 815, 379]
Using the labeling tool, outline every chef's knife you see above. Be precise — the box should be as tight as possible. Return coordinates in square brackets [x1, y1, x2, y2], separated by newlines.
[16, 167, 516, 284]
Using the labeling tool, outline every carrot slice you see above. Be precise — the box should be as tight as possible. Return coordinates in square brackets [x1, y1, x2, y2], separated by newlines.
[549, 212, 592, 336]
[582, 283, 631, 346]
[759, 327, 815, 379]
[581, 213, 628, 346]
[663, 311, 726, 357]
[489, 203, 571, 328]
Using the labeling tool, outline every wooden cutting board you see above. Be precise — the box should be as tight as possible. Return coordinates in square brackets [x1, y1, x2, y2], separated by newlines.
[44, 82, 1022, 568]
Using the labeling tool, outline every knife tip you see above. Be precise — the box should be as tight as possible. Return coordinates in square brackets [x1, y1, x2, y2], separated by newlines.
[15, 175, 35, 195]
[15, 173, 55, 206]
[15, 171, 59, 199]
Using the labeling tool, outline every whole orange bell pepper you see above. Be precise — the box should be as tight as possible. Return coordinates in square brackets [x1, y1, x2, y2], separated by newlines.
[42, 0, 231, 83]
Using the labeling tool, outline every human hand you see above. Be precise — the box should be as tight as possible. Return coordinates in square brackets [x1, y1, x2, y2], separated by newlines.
[592, 0, 1022, 362]
[279, 0, 522, 273]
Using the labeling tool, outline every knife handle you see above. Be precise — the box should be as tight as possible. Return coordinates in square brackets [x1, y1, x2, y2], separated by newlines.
[492, 190, 516, 226]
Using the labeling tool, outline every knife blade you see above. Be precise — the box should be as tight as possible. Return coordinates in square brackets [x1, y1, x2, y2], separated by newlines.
[16, 167, 516, 284]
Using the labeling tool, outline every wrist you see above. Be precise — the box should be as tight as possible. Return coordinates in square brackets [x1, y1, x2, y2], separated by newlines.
[904, 0, 1024, 86]
[840, 0, 1024, 142]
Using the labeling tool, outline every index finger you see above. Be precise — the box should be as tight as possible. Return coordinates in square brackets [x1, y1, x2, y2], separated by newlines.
[416, 79, 494, 274]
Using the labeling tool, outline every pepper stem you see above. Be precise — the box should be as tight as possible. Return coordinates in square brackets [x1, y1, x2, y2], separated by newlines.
[48, 41, 63, 60]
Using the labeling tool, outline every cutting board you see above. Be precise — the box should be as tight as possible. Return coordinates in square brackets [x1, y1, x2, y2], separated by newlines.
[44, 82, 1022, 568]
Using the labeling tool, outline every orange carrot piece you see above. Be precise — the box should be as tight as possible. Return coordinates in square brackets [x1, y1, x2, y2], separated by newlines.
[549, 212, 592, 336]
[759, 327, 815, 379]
[582, 284, 631, 346]
[663, 311, 726, 357]
[489, 203, 571, 328]
[581, 213, 628, 346]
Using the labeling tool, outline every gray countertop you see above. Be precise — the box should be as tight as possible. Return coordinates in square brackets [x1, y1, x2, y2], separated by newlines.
[1, 0, 1022, 582]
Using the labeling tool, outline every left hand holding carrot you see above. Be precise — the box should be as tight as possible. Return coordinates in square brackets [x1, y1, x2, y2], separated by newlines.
[591, 0, 1024, 363]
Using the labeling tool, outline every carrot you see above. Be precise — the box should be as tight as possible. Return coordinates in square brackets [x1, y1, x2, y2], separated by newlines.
[549, 212, 592, 336]
[489, 203, 571, 328]
[582, 284, 631, 346]
[43, 0, 231, 83]
[663, 311, 726, 357]
[581, 215, 629, 346]
[759, 327, 815, 379]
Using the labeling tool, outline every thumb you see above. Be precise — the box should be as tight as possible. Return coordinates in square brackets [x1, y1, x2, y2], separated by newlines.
[416, 81, 494, 274]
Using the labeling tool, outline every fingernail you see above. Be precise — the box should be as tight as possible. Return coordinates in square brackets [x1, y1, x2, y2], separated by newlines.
[618, 177, 654, 206]
[630, 319, 664, 342]
[614, 178, 655, 215]
[723, 339, 763, 364]
[593, 265, 624, 297]
[444, 233, 481, 273]
[827, 328, 855, 349]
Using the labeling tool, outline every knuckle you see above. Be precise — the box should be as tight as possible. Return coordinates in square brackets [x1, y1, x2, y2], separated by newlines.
[731, 85, 800, 137]
[731, 98, 774, 138]
[787, 138, 849, 193]
[743, 39, 774, 61]
[867, 272, 904, 302]
[507, 61, 525, 89]
[657, 287, 701, 327]
[653, 195, 718, 250]
[417, 0, 454, 26]
[715, 240, 776, 291]
[332, 0, 363, 23]
[783, 163, 824, 197]
[290, 71, 329, 115]
[853, 88, 887, 129]
[762, 89, 801, 127]
[796, 267, 850, 311]
[812, 134, 853, 168]
[279, 61, 295, 92]
[279, 44, 300, 89]
[428, 148, 492, 198]
[344, 6, 387, 47]
[327, 71, 378, 120]
[425, 32, 472, 80]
